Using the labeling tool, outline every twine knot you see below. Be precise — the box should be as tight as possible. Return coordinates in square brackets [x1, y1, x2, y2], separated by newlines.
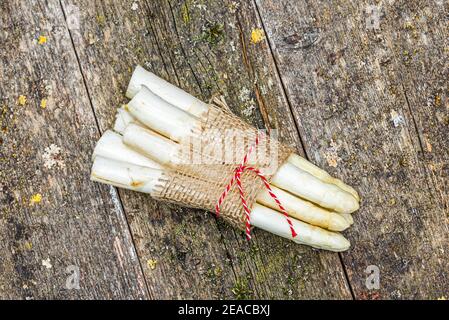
[215, 134, 297, 240]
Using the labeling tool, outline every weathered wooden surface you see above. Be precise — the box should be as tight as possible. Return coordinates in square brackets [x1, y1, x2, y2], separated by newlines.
[0, 0, 148, 299]
[0, 0, 447, 299]
[61, 0, 351, 299]
[256, 0, 448, 299]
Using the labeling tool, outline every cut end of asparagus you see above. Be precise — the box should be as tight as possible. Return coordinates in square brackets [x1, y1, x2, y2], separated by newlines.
[93, 130, 163, 169]
[126, 65, 148, 99]
[113, 106, 136, 134]
[126, 65, 209, 118]
[91, 156, 163, 194]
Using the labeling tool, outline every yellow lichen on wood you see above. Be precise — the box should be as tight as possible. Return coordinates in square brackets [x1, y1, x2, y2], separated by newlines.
[323, 140, 342, 168]
[251, 28, 265, 44]
[18, 95, 27, 106]
[38, 35, 47, 44]
[24, 241, 33, 250]
[147, 259, 157, 270]
[435, 94, 441, 107]
[30, 193, 42, 205]
[40, 98, 47, 109]
[181, 1, 190, 24]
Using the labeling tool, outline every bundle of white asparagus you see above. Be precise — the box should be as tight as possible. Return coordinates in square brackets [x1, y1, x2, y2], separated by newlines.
[91, 66, 360, 252]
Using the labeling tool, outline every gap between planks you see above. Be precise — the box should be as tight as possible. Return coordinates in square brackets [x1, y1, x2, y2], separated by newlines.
[252, 0, 356, 299]
[58, 0, 152, 299]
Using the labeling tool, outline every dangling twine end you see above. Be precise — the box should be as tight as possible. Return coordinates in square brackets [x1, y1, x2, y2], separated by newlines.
[292, 230, 298, 238]
[245, 224, 251, 241]
[215, 205, 220, 217]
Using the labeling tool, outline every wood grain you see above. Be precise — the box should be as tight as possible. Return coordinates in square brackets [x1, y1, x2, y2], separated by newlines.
[0, 0, 148, 299]
[256, 0, 448, 299]
[2, 0, 446, 299]
[61, 0, 352, 299]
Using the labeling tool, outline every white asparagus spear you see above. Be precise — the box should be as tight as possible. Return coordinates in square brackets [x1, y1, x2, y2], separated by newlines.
[113, 105, 144, 134]
[91, 156, 162, 193]
[272, 162, 359, 214]
[93, 130, 162, 169]
[123, 123, 179, 166]
[256, 186, 349, 231]
[114, 105, 137, 135]
[121, 122, 353, 228]
[287, 153, 360, 202]
[90, 156, 350, 251]
[127, 65, 209, 118]
[251, 204, 350, 252]
[127, 86, 198, 142]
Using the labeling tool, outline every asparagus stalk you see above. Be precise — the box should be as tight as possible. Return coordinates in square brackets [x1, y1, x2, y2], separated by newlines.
[127, 86, 198, 142]
[113, 106, 143, 134]
[123, 123, 179, 166]
[127, 65, 209, 118]
[120, 122, 350, 230]
[92, 130, 162, 169]
[256, 186, 349, 231]
[90, 156, 350, 251]
[287, 154, 360, 202]
[271, 163, 359, 214]
[91, 156, 162, 193]
[251, 204, 350, 251]
[340, 213, 354, 225]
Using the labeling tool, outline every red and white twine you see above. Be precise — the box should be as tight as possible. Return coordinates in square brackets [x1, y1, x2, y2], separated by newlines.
[215, 134, 298, 240]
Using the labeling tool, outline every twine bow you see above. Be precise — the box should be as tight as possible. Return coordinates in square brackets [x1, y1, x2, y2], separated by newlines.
[215, 133, 298, 240]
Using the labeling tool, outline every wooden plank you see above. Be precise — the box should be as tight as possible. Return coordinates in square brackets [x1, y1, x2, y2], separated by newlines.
[59, 0, 239, 299]
[383, 0, 449, 213]
[256, 0, 448, 299]
[63, 0, 352, 298]
[0, 0, 148, 299]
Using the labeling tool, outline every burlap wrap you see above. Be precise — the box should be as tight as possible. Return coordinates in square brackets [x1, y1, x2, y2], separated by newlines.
[151, 99, 293, 230]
